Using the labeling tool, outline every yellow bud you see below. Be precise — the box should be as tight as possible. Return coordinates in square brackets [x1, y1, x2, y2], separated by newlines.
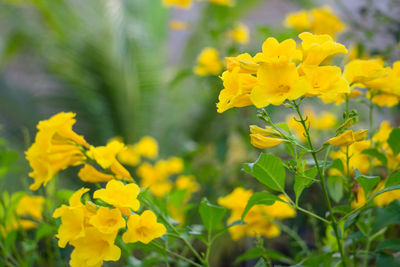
[249, 125, 278, 136]
[354, 129, 368, 142]
[250, 134, 285, 149]
[326, 130, 355, 146]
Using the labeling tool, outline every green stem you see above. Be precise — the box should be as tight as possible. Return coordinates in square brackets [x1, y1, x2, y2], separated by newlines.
[292, 100, 347, 267]
[152, 242, 204, 267]
[296, 206, 330, 224]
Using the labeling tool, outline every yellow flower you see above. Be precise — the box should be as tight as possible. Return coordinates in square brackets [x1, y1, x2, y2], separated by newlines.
[343, 59, 388, 85]
[136, 136, 158, 159]
[351, 186, 366, 209]
[299, 32, 348, 66]
[314, 111, 337, 130]
[16, 195, 45, 221]
[87, 140, 133, 181]
[250, 62, 309, 107]
[250, 134, 285, 149]
[149, 181, 173, 198]
[89, 207, 125, 234]
[78, 164, 114, 183]
[117, 144, 141, 166]
[122, 210, 166, 244]
[330, 140, 371, 175]
[194, 47, 223, 76]
[17, 219, 37, 230]
[327, 129, 367, 146]
[262, 195, 296, 219]
[208, 0, 234, 6]
[373, 121, 392, 143]
[302, 65, 349, 97]
[166, 157, 184, 174]
[309, 7, 345, 38]
[216, 68, 258, 113]
[93, 180, 140, 216]
[228, 23, 249, 44]
[70, 227, 120, 267]
[163, 0, 192, 9]
[225, 53, 258, 73]
[25, 112, 88, 190]
[176, 175, 200, 194]
[368, 92, 400, 107]
[254, 37, 302, 64]
[169, 20, 188, 31]
[374, 182, 400, 207]
[284, 10, 311, 32]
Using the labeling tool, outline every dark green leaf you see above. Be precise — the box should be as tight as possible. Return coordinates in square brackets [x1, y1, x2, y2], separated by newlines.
[243, 153, 286, 192]
[376, 252, 400, 266]
[355, 169, 380, 196]
[242, 192, 281, 219]
[386, 172, 400, 188]
[235, 247, 264, 264]
[294, 167, 318, 203]
[344, 209, 361, 229]
[362, 148, 387, 166]
[376, 239, 400, 251]
[373, 200, 400, 231]
[388, 128, 400, 156]
[327, 176, 343, 203]
[199, 198, 226, 232]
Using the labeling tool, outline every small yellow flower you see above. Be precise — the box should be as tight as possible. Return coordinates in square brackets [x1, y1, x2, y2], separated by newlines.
[216, 68, 258, 113]
[309, 7, 345, 38]
[225, 53, 257, 73]
[149, 181, 173, 198]
[250, 62, 309, 107]
[117, 144, 141, 166]
[163, 0, 192, 9]
[368, 92, 400, 107]
[136, 136, 158, 159]
[169, 20, 188, 31]
[78, 164, 114, 183]
[354, 129, 368, 142]
[373, 121, 392, 143]
[330, 140, 371, 175]
[25, 112, 88, 190]
[262, 195, 296, 219]
[299, 32, 348, 66]
[254, 37, 302, 64]
[250, 134, 285, 149]
[228, 23, 249, 44]
[327, 130, 354, 146]
[70, 227, 121, 267]
[122, 210, 166, 244]
[343, 59, 388, 85]
[374, 182, 400, 207]
[176, 175, 200, 195]
[284, 10, 311, 32]
[166, 157, 184, 174]
[93, 180, 140, 216]
[194, 47, 223, 76]
[89, 207, 126, 234]
[16, 195, 45, 221]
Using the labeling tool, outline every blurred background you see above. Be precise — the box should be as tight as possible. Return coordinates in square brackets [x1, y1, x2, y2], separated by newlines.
[1, 0, 400, 264]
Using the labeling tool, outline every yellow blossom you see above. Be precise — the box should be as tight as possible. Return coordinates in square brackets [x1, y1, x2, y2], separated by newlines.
[262, 195, 296, 219]
[176, 175, 200, 195]
[16, 195, 45, 221]
[368, 92, 400, 107]
[373, 121, 392, 143]
[351, 187, 366, 209]
[117, 145, 141, 166]
[299, 32, 348, 66]
[254, 37, 302, 64]
[93, 180, 140, 216]
[89, 207, 125, 234]
[149, 181, 173, 198]
[284, 10, 311, 32]
[327, 129, 367, 146]
[374, 182, 400, 207]
[166, 157, 184, 174]
[343, 59, 388, 85]
[216, 68, 258, 113]
[309, 7, 345, 38]
[225, 53, 257, 73]
[169, 20, 188, 31]
[122, 210, 166, 244]
[78, 164, 114, 183]
[250, 134, 285, 149]
[70, 227, 120, 267]
[330, 140, 371, 174]
[250, 62, 309, 107]
[228, 23, 249, 44]
[163, 0, 192, 9]
[194, 47, 223, 76]
[136, 136, 158, 159]
[25, 112, 88, 190]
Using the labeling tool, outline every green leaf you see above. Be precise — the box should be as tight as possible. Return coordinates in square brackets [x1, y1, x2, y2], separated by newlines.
[327, 176, 343, 203]
[242, 192, 281, 219]
[373, 200, 400, 231]
[386, 172, 400, 188]
[243, 153, 286, 192]
[275, 122, 291, 134]
[294, 167, 318, 203]
[355, 169, 380, 196]
[388, 128, 400, 156]
[235, 247, 264, 264]
[35, 224, 56, 241]
[254, 258, 267, 267]
[362, 148, 387, 166]
[344, 209, 361, 229]
[376, 239, 400, 251]
[330, 158, 344, 173]
[199, 198, 226, 232]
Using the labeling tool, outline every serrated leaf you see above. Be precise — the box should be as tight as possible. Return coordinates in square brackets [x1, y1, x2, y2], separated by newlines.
[327, 176, 343, 203]
[362, 148, 387, 166]
[199, 198, 226, 232]
[242, 192, 281, 219]
[386, 172, 400, 188]
[388, 128, 400, 156]
[294, 167, 317, 203]
[355, 169, 380, 196]
[243, 153, 286, 192]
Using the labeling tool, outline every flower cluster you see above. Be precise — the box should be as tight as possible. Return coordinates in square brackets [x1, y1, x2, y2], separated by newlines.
[284, 6, 345, 38]
[53, 180, 166, 267]
[218, 188, 295, 240]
